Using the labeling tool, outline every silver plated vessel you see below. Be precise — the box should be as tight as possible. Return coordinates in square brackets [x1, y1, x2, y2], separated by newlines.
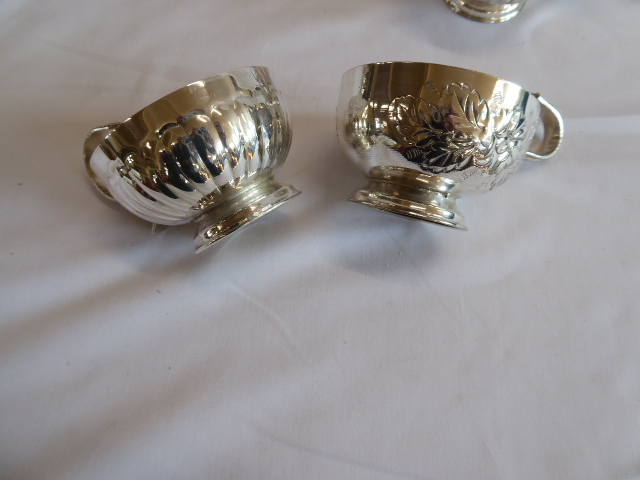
[445, 0, 527, 23]
[84, 67, 299, 253]
[337, 62, 563, 230]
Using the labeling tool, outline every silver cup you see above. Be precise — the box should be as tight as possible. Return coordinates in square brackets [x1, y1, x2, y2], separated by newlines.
[445, 0, 527, 23]
[337, 62, 563, 230]
[84, 67, 300, 253]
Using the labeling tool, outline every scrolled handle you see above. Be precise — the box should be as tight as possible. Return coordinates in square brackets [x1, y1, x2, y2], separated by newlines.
[526, 94, 564, 161]
[83, 123, 120, 200]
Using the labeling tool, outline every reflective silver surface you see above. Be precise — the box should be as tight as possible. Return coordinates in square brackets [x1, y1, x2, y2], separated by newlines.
[84, 67, 300, 253]
[337, 62, 563, 229]
[445, 0, 527, 23]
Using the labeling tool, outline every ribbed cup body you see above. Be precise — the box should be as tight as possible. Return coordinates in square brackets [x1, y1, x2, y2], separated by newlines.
[89, 67, 293, 225]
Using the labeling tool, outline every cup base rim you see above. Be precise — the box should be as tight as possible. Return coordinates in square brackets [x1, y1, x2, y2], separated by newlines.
[349, 187, 467, 231]
[194, 178, 300, 253]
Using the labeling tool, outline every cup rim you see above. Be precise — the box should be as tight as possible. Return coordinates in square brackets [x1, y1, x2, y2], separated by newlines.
[342, 61, 527, 92]
[118, 66, 271, 128]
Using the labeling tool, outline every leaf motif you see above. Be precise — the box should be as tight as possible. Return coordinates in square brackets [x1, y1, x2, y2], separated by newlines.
[390, 96, 443, 145]
[404, 131, 477, 174]
[464, 89, 490, 130]
[479, 107, 527, 175]
[492, 114, 521, 158]
[439, 84, 490, 135]
[390, 95, 420, 127]
[447, 91, 473, 131]
[416, 98, 443, 129]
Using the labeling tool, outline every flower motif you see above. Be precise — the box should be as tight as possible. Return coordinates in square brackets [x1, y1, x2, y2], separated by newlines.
[389, 82, 525, 176]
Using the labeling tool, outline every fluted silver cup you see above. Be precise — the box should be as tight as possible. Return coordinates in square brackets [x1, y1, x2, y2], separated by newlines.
[84, 67, 299, 253]
[337, 62, 563, 230]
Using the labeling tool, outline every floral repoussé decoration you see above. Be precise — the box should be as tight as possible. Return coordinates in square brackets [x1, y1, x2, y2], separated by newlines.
[389, 83, 527, 176]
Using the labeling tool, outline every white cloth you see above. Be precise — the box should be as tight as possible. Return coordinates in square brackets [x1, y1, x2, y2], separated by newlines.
[1, 1, 639, 479]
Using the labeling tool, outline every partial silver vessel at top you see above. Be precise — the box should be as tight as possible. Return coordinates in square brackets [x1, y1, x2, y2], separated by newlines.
[445, 0, 527, 23]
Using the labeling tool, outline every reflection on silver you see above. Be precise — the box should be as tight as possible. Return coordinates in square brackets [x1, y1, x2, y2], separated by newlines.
[337, 62, 563, 229]
[445, 0, 527, 23]
[84, 67, 300, 253]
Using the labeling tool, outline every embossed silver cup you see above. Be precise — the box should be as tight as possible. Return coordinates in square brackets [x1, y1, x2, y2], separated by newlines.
[84, 67, 300, 253]
[444, 0, 527, 23]
[337, 62, 563, 229]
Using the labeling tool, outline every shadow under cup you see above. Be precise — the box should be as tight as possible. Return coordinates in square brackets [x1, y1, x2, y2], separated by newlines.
[336, 62, 563, 230]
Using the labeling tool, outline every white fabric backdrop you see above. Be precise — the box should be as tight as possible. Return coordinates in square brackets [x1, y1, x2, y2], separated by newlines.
[1, 1, 639, 479]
